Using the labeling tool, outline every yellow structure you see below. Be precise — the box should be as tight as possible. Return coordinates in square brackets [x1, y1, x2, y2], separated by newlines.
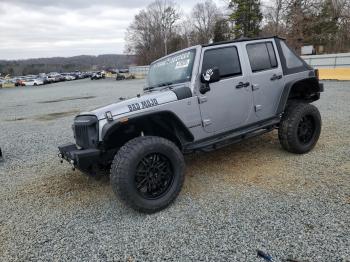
[105, 72, 116, 78]
[2, 80, 15, 88]
[318, 68, 350, 81]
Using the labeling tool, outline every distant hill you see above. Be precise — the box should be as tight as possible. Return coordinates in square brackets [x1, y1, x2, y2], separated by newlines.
[0, 54, 136, 76]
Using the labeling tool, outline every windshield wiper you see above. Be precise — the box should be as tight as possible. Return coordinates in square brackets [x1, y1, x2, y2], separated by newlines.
[143, 82, 173, 92]
[143, 86, 156, 92]
[157, 82, 173, 87]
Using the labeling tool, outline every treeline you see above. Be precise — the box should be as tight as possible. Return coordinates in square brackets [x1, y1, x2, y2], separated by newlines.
[0, 54, 136, 76]
[126, 0, 350, 65]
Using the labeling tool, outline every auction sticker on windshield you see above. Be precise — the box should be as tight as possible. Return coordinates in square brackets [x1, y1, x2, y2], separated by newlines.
[175, 59, 190, 69]
[154, 51, 192, 68]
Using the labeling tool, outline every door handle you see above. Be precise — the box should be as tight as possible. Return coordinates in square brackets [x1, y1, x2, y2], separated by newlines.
[271, 74, 282, 81]
[236, 82, 250, 88]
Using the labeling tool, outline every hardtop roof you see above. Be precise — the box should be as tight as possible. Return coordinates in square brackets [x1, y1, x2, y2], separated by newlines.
[202, 36, 285, 47]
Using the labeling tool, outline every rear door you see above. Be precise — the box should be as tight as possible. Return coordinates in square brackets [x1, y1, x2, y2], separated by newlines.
[198, 43, 253, 133]
[243, 40, 284, 120]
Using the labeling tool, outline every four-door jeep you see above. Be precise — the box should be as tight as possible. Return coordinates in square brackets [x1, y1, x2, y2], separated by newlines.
[58, 36, 323, 213]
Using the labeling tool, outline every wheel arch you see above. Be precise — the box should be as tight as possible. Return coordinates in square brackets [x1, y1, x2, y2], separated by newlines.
[277, 76, 323, 114]
[101, 111, 194, 150]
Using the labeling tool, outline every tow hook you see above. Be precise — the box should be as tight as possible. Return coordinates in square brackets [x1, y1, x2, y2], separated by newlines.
[58, 153, 75, 171]
[58, 153, 63, 163]
[70, 160, 76, 171]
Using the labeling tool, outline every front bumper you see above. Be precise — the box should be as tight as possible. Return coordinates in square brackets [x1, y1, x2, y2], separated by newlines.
[58, 143, 101, 173]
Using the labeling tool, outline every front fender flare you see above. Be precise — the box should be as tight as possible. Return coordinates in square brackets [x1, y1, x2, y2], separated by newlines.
[101, 110, 194, 144]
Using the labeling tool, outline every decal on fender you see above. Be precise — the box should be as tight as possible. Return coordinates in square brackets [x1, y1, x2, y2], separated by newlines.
[128, 98, 159, 112]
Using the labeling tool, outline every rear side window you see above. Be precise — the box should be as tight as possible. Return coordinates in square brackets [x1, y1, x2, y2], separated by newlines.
[280, 41, 304, 69]
[247, 42, 278, 72]
[202, 46, 241, 78]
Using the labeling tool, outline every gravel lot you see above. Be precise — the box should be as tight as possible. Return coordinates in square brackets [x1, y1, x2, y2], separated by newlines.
[0, 79, 349, 261]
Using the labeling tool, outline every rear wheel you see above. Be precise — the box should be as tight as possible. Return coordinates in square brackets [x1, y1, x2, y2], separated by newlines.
[279, 102, 321, 154]
[110, 136, 185, 213]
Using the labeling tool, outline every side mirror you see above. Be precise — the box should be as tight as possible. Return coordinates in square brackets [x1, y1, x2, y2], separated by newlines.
[201, 67, 220, 84]
[200, 67, 220, 94]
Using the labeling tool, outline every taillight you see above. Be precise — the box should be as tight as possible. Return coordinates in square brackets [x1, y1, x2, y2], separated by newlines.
[315, 69, 319, 80]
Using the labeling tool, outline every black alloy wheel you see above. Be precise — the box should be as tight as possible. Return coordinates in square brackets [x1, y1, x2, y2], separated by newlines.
[110, 136, 185, 213]
[279, 102, 321, 154]
[135, 153, 174, 199]
[297, 115, 316, 144]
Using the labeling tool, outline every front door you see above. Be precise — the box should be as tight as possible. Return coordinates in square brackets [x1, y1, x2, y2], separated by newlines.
[243, 40, 284, 120]
[198, 43, 253, 133]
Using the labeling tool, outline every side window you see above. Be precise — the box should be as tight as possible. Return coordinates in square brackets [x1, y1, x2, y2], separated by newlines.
[266, 42, 277, 67]
[280, 41, 304, 69]
[202, 46, 241, 78]
[246, 42, 278, 72]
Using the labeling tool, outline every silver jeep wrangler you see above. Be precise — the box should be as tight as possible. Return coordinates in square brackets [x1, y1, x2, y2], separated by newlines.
[58, 37, 323, 213]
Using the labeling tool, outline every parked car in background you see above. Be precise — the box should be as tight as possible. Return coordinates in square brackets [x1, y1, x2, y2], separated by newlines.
[1, 70, 112, 88]
[71, 71, 85, 79]
[46, 74, 58, 83]
[58, 75, 66, 82]
[84, 72, 94, 78]
[47, 73, 62, 82]
[116, 73, 136, 81]
[61, 73, 75, 81]
[23, 78, 44, 86]
[116, 73, 126, 80]
[91, 71, 105, 80]
[83, 72, 92, 78]
[14, 78, 26, 86]
[118, 69, 129, 73]
[41, 76, 51, 84]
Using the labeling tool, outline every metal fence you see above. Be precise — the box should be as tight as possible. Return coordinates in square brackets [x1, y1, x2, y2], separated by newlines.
[129, 66, 150, 78]
[301, 53, 350, 68]
[129, 53, 350, 78]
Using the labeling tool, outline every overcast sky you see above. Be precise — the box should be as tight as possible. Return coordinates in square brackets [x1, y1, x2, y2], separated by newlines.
[0, 0, 226, 60]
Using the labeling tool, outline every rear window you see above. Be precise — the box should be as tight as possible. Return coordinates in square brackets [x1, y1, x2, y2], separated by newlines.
[202, 46, 241, 78]
[247, 42, 278, 72]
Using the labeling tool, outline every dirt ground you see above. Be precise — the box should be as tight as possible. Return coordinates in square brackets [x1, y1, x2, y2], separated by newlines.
[0, 79, 349, 261]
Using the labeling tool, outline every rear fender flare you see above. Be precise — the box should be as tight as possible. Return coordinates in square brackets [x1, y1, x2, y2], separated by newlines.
[277, 76, 323, 114]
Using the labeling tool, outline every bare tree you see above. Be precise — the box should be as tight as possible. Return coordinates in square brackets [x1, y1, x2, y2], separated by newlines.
[126, 0, 350, 64]
[149, 0, 180, 55]
[190, 0, 221, 44]
[177, 18, 194, 47]
[329, 0, 350, 52]
[264, 0, 288, 35]
[330, 0, 348, 19]
[125, 0, 181, 65]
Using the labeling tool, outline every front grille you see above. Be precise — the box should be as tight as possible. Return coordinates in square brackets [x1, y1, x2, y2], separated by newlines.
[75, 125, 90, 148]
[73, 115, 98, 149]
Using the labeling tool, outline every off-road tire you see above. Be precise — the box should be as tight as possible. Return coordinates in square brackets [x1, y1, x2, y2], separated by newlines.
[110, 136, 185, 213]
[279, 102, 321, 154]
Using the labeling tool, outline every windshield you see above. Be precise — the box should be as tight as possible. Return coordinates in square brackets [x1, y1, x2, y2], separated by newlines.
[147, 49, 196, 88]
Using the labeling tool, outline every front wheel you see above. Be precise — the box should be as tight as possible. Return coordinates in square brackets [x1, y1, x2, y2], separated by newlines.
[278, 102, 321, 154]
[110, 136, 185, 213]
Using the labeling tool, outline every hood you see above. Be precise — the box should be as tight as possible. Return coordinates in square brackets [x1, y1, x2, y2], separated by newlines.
[81, 90, 178, 120]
